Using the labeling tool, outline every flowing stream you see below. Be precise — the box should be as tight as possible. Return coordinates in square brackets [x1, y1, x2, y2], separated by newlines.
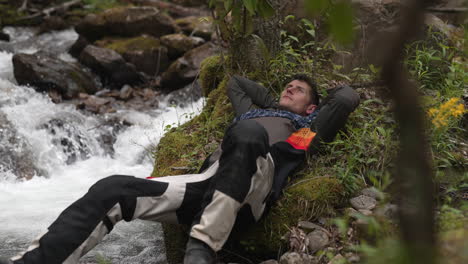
[0, 27, 204, 263]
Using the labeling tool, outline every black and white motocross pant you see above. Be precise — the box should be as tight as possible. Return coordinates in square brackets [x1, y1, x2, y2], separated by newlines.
[12, 120, 275, 264]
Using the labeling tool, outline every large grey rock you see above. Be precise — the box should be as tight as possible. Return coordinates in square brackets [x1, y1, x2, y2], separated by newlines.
[306, 230, 329, 253]
[12, 52, 98, 99]
[161, 42, 217, 91]
[160, 33, 205, 59]
[350, 195, 377, 210]
[0, 112, 40, 180]
[79, 45, 143, 87]
[279, 252, 318, 264]
[100, 35, 170, 75]
[75, 6, 177, 41]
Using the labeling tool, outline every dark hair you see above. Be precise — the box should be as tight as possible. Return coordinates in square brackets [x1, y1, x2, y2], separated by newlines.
[288, 74, 320, 105]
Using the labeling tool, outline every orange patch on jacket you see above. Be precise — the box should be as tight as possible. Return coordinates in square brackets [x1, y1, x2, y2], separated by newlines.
[285, 128, 316, 150]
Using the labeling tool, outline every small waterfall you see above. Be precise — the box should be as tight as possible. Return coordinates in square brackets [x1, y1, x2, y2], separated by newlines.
[0, 27, 204, 263]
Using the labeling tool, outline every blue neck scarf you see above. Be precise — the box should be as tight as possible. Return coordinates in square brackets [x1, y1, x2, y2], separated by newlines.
[234, 109, 319, 130]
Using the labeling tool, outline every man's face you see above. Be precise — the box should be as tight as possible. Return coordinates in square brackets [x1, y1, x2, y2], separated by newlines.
[278, 80, 317, 116]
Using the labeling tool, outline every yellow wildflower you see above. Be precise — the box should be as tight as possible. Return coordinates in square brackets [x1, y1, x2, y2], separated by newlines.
[427, 97, 465, 129]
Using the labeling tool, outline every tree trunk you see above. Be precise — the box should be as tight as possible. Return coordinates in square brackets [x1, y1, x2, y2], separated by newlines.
[380, 0, 436, 262]
[228, 0, 283, 73]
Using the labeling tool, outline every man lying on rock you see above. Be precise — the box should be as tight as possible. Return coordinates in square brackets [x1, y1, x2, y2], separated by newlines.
[1, 74, 359, 264]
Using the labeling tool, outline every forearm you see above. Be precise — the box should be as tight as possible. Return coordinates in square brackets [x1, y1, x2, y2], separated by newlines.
[308, 85, 360, 153]
[227, 75, 276, 116]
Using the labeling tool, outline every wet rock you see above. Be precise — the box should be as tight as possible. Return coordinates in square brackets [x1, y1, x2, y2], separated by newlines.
[161, 42, 217, 91]
[75, 6, 177, 41]
[0, 112, 40, 180]
[350, 195, 377, 210]
[38, 16, 68, 34]
[79, 45, 143, 87]
[361, 187, 383, 200]
[306, 230, 330, 253]
[141, 88, 156, 101]
[12, 52, 98, 99]
[175, 16, 214, 40]
[280, 252, 317, 264]
[47, 89, 62, 104]
[120, 85, 134, 101]
[0, 31, 10, 42]
[77, 95, 114, 114]
[39, 117, 93, 164]
[160, 33, 205, 59]
[0, 42, 13, 53]
[69, 35, 90, 58]
[99, 35, 170, 75]
[164, 81, 202, 108]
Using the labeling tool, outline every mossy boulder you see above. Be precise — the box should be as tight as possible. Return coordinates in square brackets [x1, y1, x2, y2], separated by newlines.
[152, 55, 347, 263]
[160, 42, 217, 91]
[97, 35, 169, 75]
[175, 16, 214, 40]
[160, 33, 205, 59]
[75, 6, 177, 41]
[12, 51, 98, 99]
[79, 45, 143, 87]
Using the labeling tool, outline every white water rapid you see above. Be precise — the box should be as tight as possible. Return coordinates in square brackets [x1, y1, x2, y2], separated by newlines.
[0, 27, 204, 263]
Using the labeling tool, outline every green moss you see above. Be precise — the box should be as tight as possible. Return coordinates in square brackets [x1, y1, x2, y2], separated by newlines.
[101, 35, 162, 54]
[437, 205, 468, 232]
[0, 4, 27, 26]
[199, 55, 227, 96]
[439, 228, 468, 264]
